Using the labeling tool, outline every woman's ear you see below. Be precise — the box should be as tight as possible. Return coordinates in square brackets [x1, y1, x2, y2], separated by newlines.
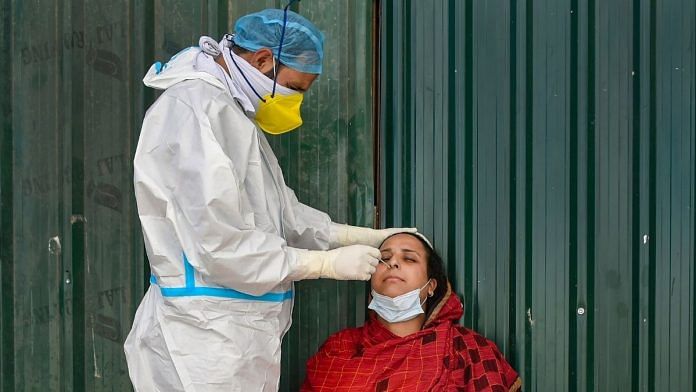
[427, 279, 437, 297]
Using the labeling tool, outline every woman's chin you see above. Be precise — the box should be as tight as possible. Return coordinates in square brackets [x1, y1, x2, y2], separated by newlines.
[373, 282, 409, 297]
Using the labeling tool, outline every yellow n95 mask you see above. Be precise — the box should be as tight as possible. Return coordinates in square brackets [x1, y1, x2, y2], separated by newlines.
[255, 92, 304, 134]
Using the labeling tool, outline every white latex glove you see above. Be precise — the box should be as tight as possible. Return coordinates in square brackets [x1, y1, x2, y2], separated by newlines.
[289, 245, 381, 281]
[329, 223, 418, 248]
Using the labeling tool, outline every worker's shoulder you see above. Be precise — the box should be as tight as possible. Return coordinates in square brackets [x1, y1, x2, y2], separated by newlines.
[159, 79, 230, 108]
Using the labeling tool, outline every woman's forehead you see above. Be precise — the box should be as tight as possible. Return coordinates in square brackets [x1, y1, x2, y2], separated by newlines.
[380, 233, 426, 253]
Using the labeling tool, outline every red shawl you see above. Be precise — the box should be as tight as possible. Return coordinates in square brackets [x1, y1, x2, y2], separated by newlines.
[302, 287, 521, 391]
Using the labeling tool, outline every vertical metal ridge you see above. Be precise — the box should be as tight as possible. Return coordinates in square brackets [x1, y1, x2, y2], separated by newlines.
[647, 0, 657, 388]
[200, 0, 208, 34]
[693, 4, 696, 380]
[56, 2, 67, 389]
[127, 0, 144, 314]
[70, 0, 85, 387]
[373, 0, 382, 229]
[127, 0, 136, 301]
[463, 0, 474, 328]
[216, 0, 228, 37]
[143, 0, 155, 111]
[508, 0, 518, 366]
[585, 1, 596, 390]
[380, 0, 394, 227]
[569, 0, 579, 390]
[630, 0, 642, 390]
[401, 1, 413, 226]
[142, 0, 155, 291]
[523, 0, 534, 386]
[0, 0, 14, 388]
[693, 2, 696, 385]
[446, 0, 458, 290]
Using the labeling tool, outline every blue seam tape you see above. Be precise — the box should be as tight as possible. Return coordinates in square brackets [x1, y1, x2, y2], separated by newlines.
[183, 252, 195, 288]
[158, 286, 293, 302]
[148, 252, 292, 302]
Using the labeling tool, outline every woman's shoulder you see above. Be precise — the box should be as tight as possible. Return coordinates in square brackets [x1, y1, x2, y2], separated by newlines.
[451, 325, 521, 390]
[451, 326, 507, 360]
[315, 325, 365, 355]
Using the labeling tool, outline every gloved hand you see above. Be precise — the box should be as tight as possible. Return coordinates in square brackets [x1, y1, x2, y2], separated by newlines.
[329, 223, 418, 248]
[289, 245, 381, 281]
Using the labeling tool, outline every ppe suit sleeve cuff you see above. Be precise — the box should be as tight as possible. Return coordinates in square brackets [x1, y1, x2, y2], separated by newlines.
[328, 223, 350, 248]
[329, 223, 378, 248]
[286, 248, 326, 281]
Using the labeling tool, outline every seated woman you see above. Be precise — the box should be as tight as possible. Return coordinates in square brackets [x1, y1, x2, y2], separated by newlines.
[302, 232, 521, 391]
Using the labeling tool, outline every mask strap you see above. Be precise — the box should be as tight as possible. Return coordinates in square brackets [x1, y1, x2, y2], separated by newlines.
[420, 278, 432, 291]
[272, 0, 301, 98]
[228, 46, 266, 103]
[419, 279, 433, 307]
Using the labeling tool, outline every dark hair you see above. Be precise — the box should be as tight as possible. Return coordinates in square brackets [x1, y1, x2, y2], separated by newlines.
[379, 232, 449, 321]
[230, 41, 252, 56]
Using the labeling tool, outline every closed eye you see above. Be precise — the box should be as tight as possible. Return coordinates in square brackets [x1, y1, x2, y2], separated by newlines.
[285, 84, 306, 93]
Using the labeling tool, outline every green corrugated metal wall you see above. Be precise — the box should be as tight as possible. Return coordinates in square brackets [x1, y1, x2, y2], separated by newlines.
[380, 0, 695, 391]
[2, 0, 695, 391]
[0, 1, 374, 390]
[2, 1, 150, 389]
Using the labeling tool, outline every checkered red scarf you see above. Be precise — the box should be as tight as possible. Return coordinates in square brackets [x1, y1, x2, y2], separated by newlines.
[302, 286, 521, 391]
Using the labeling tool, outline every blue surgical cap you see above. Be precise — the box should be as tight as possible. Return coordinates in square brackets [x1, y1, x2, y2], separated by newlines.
[233, 9, 325, 74]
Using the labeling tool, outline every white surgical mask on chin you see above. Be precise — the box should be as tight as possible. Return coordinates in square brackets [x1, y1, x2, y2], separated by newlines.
[368, 279, 432, 323]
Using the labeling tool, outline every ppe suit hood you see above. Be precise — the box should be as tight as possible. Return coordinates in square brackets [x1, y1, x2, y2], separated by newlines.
[143, 46, 226, 91]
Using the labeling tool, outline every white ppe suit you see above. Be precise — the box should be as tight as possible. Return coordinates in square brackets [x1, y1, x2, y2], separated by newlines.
[124, 46, 336, 391]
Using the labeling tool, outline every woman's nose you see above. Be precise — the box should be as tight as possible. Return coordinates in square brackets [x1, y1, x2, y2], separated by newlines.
[389, 260, 400, 269]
